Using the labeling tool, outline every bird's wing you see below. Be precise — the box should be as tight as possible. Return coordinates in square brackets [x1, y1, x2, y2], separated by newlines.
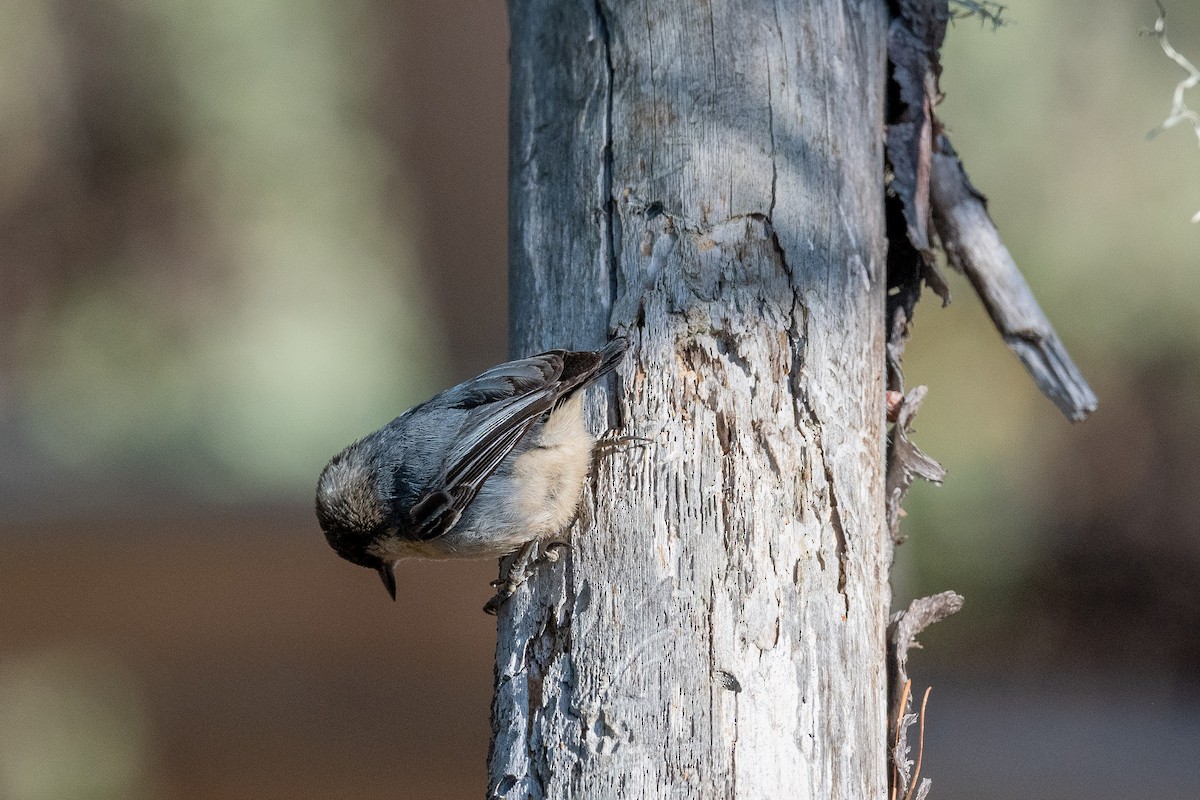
[407, 352, 574, 541]
[406, 341, 626, 542]
[434, 354, 562, 408]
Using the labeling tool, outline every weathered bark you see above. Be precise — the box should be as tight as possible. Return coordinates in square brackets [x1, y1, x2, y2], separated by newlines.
[492, 2, 890, 798]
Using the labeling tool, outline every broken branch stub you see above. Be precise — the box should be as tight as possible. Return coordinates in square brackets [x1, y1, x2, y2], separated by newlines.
[929, 135, 1098, 422]
[885, 2, 1096, 423]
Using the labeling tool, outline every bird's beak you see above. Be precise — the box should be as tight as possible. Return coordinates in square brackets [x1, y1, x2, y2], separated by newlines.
[377, 561, 398, 601]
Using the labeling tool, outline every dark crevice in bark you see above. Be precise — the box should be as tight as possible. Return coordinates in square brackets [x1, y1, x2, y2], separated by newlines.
[800, 398, 850, 615]
[595, 0, 619, 317]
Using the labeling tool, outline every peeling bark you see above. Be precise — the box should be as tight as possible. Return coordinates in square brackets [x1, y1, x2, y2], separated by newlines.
[885, 386, 945, 544]
[491, 1, 891, 798]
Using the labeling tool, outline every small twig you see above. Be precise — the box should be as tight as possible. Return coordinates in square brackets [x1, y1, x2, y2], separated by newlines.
[903, 687, 933, 800]
[890, 678, 914, 800]
[897, 681, 912, 800]
[895, 679, 913, 747]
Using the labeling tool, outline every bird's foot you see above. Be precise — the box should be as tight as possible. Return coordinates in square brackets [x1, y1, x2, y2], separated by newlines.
[483, 539, 570, 615]
[593, 433, 653, 465]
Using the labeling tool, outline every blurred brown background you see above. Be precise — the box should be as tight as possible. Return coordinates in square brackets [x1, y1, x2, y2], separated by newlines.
[2, 1, 1198, 798]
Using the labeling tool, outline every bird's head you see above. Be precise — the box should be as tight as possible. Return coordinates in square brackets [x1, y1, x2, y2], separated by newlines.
[315, 443, 401, 600]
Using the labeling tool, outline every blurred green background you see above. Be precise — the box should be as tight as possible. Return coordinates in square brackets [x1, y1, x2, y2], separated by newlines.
[1, 1, 1197, 798]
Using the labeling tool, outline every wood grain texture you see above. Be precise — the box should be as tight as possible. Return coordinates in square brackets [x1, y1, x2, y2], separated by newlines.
[492, 2, 890, 797]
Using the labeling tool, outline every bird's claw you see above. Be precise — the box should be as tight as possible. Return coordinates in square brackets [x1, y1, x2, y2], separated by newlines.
[593, 433, 653, 459]
[483, 539, 570, 615]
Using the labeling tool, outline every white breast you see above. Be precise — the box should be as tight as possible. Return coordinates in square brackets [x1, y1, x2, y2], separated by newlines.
[510, 392, 595, 538]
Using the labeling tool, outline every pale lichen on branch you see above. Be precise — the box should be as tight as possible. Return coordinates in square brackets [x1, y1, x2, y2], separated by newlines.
[1145, 1, 1200, 222]
[948, 1, 1007, 30]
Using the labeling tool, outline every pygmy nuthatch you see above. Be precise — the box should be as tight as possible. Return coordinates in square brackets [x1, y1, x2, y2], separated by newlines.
[315, 338, 628, 600]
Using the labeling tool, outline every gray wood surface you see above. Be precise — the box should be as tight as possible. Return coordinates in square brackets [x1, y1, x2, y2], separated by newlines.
[492, 2, 891, 797]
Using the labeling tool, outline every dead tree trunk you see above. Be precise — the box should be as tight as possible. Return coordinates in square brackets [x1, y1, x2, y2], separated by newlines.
[491, 1, 890, 797]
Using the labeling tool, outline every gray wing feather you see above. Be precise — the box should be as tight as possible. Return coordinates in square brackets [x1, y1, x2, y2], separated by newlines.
[407, 340, 626, 542]
[408, 357, 563, 541]
[436, 356, 559, 408]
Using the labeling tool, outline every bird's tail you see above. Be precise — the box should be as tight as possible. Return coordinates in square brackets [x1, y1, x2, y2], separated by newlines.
[595, 336, 629, 378]
[555, 337, 629, 404]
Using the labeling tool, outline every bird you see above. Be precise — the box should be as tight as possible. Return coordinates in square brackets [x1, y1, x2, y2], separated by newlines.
[315, 337, 629, 604]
